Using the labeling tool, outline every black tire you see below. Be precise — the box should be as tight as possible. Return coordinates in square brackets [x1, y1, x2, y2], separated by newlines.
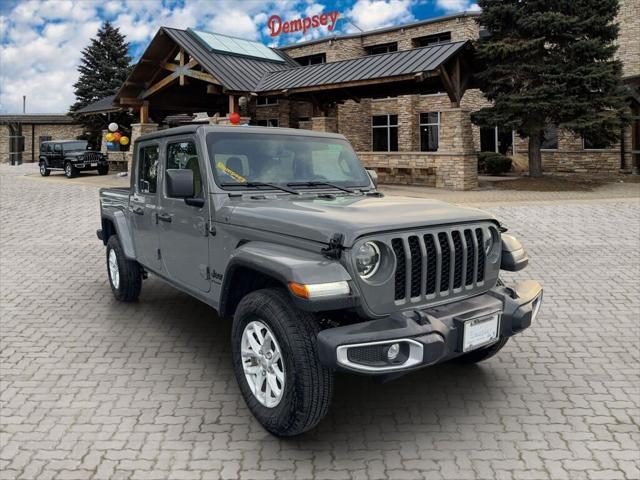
[98, 164, 109, 175]
[64, 162, 77, 178]
[39, 161, 50, 176]
[106, 235, 142, 302]
[453, 337, 509, 364]
[231, 288, 334, 436]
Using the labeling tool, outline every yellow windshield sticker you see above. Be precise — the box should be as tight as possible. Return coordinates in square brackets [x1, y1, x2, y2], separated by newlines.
[217, 161, 246, 183]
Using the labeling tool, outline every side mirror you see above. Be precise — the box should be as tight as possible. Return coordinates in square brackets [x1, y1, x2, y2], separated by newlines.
[366, 169, 378, 188]
[166, 169, 194, 198]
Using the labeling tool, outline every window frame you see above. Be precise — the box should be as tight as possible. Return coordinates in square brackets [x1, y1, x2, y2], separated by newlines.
[413, 31, 452, 47]
[256, 96, 278, 107]
[164, 137, 205, 199]
[53, 143, 62, 154]
[419, 112, 440, 152]
[541, 126, 559, 150]
[135, 142, 161, 195]
[582, 135, 611, 150]
[295, 53, 326, 66]
[365, 42, 398, 55]
[371, 114, 399, 152]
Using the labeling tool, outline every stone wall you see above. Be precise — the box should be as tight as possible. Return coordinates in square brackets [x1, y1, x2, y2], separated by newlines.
[1, 123, 84, 163]
[357, 151, 477, 190]
[283, 15, 480, 62]
[616, 0, 640, 79]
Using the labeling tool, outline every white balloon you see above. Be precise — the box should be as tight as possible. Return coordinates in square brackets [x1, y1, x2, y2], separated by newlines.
[108, 122, 118, 132]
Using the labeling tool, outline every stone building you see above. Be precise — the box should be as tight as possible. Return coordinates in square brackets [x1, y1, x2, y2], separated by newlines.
[83, 6, 637, 188]
[0, 114, 84, 164]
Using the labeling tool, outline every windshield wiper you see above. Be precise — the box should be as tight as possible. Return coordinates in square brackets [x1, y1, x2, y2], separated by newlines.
[220, 181, 300, 195]
[286, 181, 356, 194]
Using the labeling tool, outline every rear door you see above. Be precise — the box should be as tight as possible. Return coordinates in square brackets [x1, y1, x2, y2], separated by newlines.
[52, 143, 63, 168]
[130, 141, 162, 272]
[157, 137, 210, 292]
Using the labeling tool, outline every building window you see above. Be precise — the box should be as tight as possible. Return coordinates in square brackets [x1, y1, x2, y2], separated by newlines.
[256, 119, 279, 127]
[413, 32, 452, 47]
[365, 42, 398, 55]
[541, 126, 558, 150]
[372, 115, 398, 152]
[295, 53, 326, 66]
[583, 135, 610, 150]
[419, 112, 440, 152]
[256, 96, 278, 106]
[480, 126, 514, 155]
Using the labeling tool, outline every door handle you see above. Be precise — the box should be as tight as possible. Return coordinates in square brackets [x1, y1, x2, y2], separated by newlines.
[157, 213, 172, 223]
[131, 206, 144, 215]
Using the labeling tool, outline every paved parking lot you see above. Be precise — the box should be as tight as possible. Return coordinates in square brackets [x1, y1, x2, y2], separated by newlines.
[1, 164, 639, 480]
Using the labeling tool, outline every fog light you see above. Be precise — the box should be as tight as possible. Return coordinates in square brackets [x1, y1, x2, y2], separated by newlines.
[531, 292, 543, 321]
[386, 343, 400, 361]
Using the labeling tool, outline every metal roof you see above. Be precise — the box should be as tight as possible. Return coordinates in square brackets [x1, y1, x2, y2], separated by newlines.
[75, 95, 119, 115]
[0, 114, 79, 124]
[256, 41, 468, 93]
[162, 28, 299, 92]
[280, 11, 481, 50]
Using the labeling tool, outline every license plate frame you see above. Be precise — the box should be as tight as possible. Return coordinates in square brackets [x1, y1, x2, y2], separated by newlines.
[462, 312, 500, 352]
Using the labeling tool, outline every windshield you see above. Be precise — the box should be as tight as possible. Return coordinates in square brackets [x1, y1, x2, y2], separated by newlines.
[62, 141, 88, 152]
[206, 132, 370, 190]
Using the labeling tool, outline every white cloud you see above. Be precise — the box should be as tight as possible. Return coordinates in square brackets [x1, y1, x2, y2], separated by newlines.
[436, 0, 478, 13]
[346, 0, 415, 32]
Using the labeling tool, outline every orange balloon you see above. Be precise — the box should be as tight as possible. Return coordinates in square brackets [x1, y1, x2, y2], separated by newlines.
[113, 132, 122, 141]
[229, 112, 241, 125]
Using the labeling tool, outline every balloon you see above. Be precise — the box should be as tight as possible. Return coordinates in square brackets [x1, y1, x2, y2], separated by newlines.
[229, 112, 241, 125]
[105, 133, 114, 142]
[119, 136, 129, 146]
[113, 132, 122, 142]
[108, 122, 118, 132]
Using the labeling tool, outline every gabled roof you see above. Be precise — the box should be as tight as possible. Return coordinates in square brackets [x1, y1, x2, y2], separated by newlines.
[75, 95, 118, 115]
[255, 41, 468, 93]
[162, 28, 299, 92]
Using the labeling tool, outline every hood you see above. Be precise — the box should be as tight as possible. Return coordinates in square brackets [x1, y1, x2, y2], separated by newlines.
[222, 194, 497, 246]
[66, 150, 99, 155]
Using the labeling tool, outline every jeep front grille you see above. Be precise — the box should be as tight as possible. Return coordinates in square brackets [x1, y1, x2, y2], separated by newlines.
[82, 152, 102, 162]
[391, 227, 489, 302]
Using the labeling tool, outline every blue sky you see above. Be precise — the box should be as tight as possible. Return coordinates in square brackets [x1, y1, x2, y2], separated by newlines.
[0, 0, 479, 114]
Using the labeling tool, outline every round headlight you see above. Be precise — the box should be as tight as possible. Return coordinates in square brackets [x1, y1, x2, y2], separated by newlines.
[355, 241, 381, 279]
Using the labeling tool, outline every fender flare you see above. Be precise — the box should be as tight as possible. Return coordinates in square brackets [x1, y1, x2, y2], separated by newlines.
[219, 241, 353, 316]
[102, 210, 136, 260]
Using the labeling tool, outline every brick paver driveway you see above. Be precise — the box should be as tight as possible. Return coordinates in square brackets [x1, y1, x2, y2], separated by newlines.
[1, 165, 639, 480]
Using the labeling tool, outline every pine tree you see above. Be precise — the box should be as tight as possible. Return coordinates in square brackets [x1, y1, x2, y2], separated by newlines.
[471, 0, 629, 177]
[70, 22, 133, 143]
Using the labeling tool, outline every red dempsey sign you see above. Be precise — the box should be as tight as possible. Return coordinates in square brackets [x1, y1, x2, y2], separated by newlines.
[268, 11, 340, 37]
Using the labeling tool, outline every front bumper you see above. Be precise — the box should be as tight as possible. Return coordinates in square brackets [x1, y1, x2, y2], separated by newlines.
[317, 280, 542, 375]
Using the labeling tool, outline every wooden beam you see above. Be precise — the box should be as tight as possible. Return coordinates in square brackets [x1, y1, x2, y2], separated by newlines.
[139, 72, 178, 99]
[139, 101, 149, 123]
[184, 69, 221, 85]
[228, 95, 238, 113]
[178, 49, 185, 86]
[119, 96, 143, 106]
[439, 65, 459, 107]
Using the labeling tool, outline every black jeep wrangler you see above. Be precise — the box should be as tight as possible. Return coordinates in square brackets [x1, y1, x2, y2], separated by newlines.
[39, 140, 109, 178]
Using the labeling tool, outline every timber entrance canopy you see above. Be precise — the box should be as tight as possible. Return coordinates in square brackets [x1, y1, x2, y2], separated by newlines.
[113, 26, 474, 120]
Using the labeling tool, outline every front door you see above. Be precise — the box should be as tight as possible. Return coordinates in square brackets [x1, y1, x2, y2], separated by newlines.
[130, 142, 162, 271]
[52, 143, 63, 168]
[157, 137, 210, 292]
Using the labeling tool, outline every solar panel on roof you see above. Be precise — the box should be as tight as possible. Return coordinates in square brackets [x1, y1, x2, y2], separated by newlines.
[188, 28, 284, 63]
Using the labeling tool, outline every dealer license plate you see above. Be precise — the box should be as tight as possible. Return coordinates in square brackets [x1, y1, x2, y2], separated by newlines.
[462, 313, 500, 352]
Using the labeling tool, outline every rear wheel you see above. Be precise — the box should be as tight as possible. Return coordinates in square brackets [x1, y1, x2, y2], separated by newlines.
[64, 162, 77, 178]
[231, 288, 334, 436]
[106, 235, 142, 302]
[39, 162, 50, 176]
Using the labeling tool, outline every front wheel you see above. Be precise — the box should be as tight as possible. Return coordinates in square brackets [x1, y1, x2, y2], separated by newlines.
[106, 235, 142, 302]
[64, 162, 77, 178]
[39, 162, 50, 176]
[98, 164, 109, 175]
[231, 288, 334, 436]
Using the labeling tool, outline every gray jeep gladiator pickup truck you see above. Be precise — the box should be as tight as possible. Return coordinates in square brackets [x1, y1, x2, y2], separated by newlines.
[98, 125, 542, 436]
